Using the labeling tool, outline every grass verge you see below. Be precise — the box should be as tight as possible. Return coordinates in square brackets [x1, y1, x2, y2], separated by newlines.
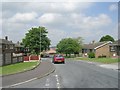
[0, 61, 39, 76]
[76, 57, 120, 64]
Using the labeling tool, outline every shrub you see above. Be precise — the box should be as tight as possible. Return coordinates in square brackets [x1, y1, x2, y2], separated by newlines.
[98, 55, 106, 58]
[88, 52, 95, 58]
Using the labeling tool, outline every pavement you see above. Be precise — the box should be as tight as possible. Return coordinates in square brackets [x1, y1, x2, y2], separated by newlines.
[2, 60, 55, 88]
[74, 58, 120, 71]
[99, 63, 119, 70]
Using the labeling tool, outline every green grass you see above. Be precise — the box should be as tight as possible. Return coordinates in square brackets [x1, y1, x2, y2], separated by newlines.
[76, 57, 120, 64]
[0, 61, 39, 75]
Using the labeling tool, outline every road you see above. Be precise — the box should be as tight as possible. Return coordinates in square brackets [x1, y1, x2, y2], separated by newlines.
[11, 58, 119, 88]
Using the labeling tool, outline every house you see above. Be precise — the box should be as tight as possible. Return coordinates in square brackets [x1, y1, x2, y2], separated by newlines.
[46, 46, 56, 55]
[0, 36, 15, 66]
[14, 41, 24, 53]
[82, 41, 112, 58]
[109, 40, 120, 58]
[12, 42, 24, 63]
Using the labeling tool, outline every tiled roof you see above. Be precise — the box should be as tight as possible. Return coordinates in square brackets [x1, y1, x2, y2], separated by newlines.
[83, 41, 112, 49]
[0, 39, 14, 44]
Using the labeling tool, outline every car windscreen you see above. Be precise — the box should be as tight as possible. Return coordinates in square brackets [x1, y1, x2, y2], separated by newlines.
[55, 55, 63, 58]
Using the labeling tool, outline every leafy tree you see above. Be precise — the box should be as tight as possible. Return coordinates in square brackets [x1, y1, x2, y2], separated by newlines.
[22, 26, 50, 55]
[99, 35, 115, 42]
[57, 38, 82, 57]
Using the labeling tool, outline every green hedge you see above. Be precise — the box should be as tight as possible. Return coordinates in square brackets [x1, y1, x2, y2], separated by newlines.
[88, 52, 95, 58]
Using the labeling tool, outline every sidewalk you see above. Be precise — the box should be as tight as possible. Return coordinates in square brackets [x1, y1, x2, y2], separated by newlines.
[2, 61, 55, 88]
[75, 59, 119, 70]
[99, 62, 119, 70]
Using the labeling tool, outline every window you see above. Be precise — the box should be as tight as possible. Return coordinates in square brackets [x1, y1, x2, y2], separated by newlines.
[110, 46, 115, 51]
[10, 45, 14, 49]
[5, 45, 8, 49]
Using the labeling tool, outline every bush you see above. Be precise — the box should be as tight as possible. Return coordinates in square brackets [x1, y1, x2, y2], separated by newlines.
[98, 55, 106, 58]
[88, 52, 95, 58]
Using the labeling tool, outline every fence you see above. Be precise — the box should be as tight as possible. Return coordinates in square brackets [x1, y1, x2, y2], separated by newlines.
[12, 56, 23, 63]
[24, 55, 40, 61]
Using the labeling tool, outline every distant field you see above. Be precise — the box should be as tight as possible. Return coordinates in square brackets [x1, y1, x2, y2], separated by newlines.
[76, 57, 120, 64]
[0, 61, 39, 75]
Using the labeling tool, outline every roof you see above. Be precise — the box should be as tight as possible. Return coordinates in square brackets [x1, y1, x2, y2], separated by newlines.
[83, 41, 112, 50]
[0, 39, 14, 44]
[15, 43, 24, 47]
[110, 40, 120, 46]
[46, 49, 56, 54]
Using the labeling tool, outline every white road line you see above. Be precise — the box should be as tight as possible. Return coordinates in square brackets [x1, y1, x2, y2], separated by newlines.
[57, 86, 60, 88]
[7, 78, 37, 87]
[57, 82, 60, 85]
[56, 78, 59, 82]
[45, 78, 50, 87]
[55, 74, 61, 88]
[45, 83, 49, 87]
[55, 75, 58, 77]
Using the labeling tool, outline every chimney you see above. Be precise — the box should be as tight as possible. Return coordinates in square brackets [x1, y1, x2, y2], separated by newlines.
[5, 36, 8, 40]
[17, 41, 19, 44]
[92, 40, 95, 44]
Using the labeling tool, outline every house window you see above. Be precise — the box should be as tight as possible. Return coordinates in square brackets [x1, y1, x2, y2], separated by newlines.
[10, 45, 14, 49]
[5, 45, 8, 49]
[110, 46, 115, 51]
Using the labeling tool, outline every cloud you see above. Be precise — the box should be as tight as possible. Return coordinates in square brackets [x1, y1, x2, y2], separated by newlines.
[39, 13, 62, 24]
[2, 2, 117, 46]
[47, 29, 67, 46]
[2, 2, 93, 15]
[75, 14, 111, 30]
[109, 4, 118, 11]
[39, 13, 111, 30]
[7, 12, 38, 23]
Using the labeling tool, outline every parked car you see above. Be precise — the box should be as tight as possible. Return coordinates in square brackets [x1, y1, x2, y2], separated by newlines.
[52, 54, 65, 64]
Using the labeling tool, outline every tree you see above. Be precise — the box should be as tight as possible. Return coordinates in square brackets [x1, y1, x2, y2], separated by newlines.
[73, 37, 83, 56]
[99, 35, 115, 42]
[22, 26, 50, 55]
[57, 38, 82, 57]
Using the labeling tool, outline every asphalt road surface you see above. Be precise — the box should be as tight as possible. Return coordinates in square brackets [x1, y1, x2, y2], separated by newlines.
[11, 58, 119, 88]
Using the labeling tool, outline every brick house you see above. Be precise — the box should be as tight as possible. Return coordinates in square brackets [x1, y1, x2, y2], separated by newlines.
[0, 36, 15, 66]
[82, 41, 112, 58]
[12, 42, 24, 63]
[0, 36, 25, 66]
[109, 40, 120, 58]
[46, 46, 56, 55]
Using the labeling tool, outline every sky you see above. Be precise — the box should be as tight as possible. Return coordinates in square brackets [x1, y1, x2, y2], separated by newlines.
[1, 1, 119, 46]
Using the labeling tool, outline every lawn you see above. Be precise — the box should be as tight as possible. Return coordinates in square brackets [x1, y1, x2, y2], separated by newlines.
[0, 61, 39, 75]
[76, 57, 120, 64]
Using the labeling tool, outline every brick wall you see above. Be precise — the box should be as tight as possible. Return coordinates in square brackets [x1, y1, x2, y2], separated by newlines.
[95, 44, 110, 58]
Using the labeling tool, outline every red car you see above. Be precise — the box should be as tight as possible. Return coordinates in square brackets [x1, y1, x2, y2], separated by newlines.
[53, 54, 65, 64]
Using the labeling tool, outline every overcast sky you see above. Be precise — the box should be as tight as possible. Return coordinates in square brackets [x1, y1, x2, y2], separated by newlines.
[1, 1, 118, 46]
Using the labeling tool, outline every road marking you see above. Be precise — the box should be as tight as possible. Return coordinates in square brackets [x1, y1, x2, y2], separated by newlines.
[6, 78, 37, 88]
[55, 75, 58, 77]
[54, 74, 61, 88]
[45, 83, 49, 87]
[57, 86, 60, 88]
[56, 78, 59, 82]
[45, 78, 50, 87]
[57, 82, 60, 85]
